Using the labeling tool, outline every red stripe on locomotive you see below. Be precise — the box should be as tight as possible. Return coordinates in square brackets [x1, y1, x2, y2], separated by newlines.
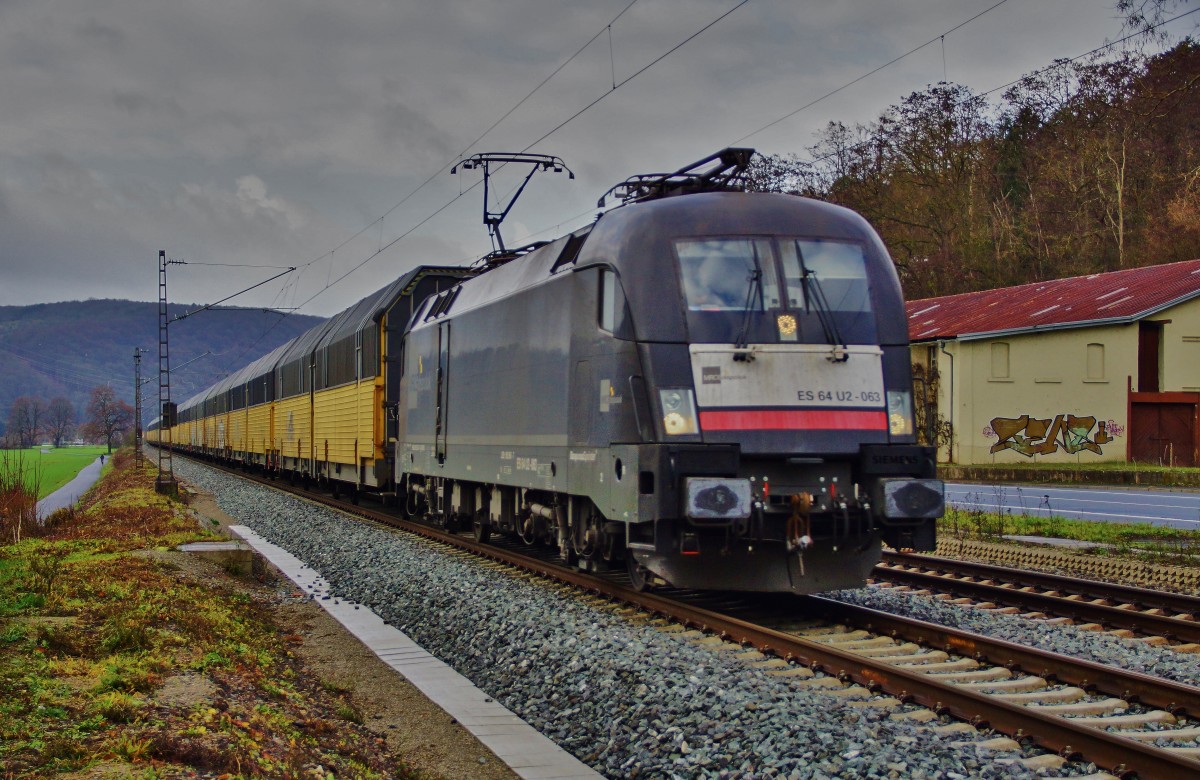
[698, 409, 889, 431]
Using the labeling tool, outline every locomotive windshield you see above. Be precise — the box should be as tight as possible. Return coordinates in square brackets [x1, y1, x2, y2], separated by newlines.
[677, 239, 781, 311]
[781, 239, 871, 313]
[676, 237, 871, 315]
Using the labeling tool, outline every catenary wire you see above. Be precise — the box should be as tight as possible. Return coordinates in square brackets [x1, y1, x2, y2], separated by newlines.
[511, 3, 1195, 246]
[175, 4, 1196, 372]
[731, 0, 1013, 145]
[503, 0, 1010, 244]
[307, 0, 750, 308]
[792, 5, 1200, 172]
[236, 0, 751, 334]
[516, 0, 752, 154]
[289, 0, 644, 279]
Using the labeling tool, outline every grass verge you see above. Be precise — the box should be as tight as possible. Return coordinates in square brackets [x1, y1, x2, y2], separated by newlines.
[938, 504, 1200, 565]
[0, 449, 420, 779]
[940, 460, 1200, 488]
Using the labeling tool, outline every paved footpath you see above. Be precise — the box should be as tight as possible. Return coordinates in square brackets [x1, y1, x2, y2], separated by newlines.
[36, 456, 105, 518]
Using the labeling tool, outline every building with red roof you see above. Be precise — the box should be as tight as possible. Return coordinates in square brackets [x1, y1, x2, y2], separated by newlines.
[906, 260, 1200, 466]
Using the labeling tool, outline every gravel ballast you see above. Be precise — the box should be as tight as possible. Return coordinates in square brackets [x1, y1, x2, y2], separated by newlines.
[826, 587, 1200, 687]
[174, 459, 1121, 779]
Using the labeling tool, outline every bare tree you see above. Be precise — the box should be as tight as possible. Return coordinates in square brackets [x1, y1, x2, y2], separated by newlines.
[6, 396, 47, 448]
[1117, 0, 1195, 39]
[81, 385, 134, 454]
[746, 41, 1200, 298]
[45, 397, 76, 447]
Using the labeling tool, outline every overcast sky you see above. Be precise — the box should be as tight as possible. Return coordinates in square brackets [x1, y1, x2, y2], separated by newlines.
[1, 0, 1191, 318]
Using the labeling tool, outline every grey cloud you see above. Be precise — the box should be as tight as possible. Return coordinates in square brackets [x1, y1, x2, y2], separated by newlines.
[111, 91, 184, 117]
[0, 0, 1152, 316]
[77, 17, 126, 49]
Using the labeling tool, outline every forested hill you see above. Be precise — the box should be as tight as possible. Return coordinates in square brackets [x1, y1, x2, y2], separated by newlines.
[0, 299, 324, 433]
[749, 41, 1200, 300]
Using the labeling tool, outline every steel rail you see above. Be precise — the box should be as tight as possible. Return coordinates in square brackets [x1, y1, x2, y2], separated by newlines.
[873, 558, 1200, 645]
[175, 454, 1200, 779]
[798, 596, 1200, 717]
[478, 559, 1200, 779]
[881, 551, 1200, 617]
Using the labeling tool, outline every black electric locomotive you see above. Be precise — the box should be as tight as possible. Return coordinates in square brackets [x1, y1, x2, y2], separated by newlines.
[397, 149, 943, 594]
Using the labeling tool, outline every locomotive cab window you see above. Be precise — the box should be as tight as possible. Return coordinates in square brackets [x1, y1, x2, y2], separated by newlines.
[598, 268, 631, 337]
[676, 238, 780, 311]
[780, 239, 872, 314]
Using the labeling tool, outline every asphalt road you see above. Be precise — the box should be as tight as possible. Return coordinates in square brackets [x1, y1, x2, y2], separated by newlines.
[946, 482, 1200, 529]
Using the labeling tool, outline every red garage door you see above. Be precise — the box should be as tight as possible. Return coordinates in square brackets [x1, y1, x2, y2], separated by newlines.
[1130, 401, 1197, 467]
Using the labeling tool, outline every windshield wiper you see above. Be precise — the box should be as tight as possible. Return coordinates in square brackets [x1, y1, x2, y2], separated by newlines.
[801, 268, 849, 362]
[732, 267, 761, 362]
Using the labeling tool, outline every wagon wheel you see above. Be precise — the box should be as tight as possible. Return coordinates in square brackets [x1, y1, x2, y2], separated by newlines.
[626, 555, 650, 592]
[518, 511, 537, 546]
[559, 538, 578, 567]
[571, 505, 602, 562]
[473, 513, 491, 544]
[401, 476, 426, 520]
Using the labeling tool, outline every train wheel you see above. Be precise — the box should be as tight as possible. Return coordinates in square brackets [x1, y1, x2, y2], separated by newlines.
[400, 477, 426, 520]
[518, 512, 537, 546]
[559, 537, 578, 567]
[473, 515, 491, 544]
[572, 511, 600, 562]
[626, 555, 650, 592]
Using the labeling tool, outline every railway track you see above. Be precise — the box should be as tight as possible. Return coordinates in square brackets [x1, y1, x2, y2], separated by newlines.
[873, 551, 1200, 649]
[178, 455, 1200, 778]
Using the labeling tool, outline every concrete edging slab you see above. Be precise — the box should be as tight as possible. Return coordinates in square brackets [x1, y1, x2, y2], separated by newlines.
[228, 524, 603, 780]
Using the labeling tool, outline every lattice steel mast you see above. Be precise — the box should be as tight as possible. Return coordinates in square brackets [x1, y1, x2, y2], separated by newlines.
[155, 250, 178, 494]
[133, 347, 147, 468]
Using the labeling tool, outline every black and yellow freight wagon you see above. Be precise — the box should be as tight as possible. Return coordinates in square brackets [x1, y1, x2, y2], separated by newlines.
[148, 266, 472, 498]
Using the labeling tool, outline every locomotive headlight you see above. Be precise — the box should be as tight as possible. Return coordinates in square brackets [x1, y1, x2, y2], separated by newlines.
[659, 388, 699, 435]
[776, 314, 798, 341]
[887, 390, 913, 437]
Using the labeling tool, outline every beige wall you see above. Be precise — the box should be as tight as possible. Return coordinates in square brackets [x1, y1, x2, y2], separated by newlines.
[964, 324, 1132, 464]
[1160, 299, 1200, 393]
[915, 325, 1135, 464]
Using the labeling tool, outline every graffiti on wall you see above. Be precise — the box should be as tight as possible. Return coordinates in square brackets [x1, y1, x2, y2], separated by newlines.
[985, 414, 1119, 457]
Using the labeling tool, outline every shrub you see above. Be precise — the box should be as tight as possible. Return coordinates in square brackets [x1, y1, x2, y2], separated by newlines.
[91, 691, 144, 724]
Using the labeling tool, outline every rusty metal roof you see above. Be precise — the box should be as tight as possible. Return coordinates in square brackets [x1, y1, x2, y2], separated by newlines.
[906, 259, 1200, 342]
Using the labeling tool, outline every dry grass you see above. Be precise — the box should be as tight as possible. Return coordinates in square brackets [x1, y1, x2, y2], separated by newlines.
[938, 500, 1200, 565]
[0, 449, 421, 779]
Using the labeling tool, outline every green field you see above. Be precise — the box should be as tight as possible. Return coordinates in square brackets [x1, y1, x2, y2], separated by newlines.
[1, 447, 110, 499]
